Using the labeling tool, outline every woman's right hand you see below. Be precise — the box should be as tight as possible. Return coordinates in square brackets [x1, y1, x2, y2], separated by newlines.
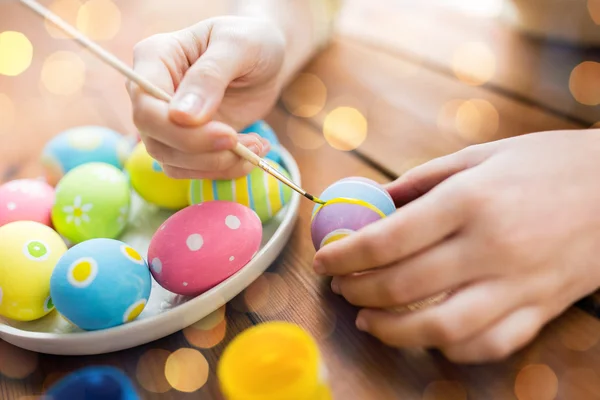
[128, 15, 287, 180]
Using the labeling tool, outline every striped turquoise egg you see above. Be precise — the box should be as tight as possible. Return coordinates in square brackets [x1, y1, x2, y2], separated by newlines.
[188, 161, 292, 223]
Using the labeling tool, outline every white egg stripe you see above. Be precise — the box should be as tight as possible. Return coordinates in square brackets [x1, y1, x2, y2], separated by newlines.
[262, 169, 273, 218]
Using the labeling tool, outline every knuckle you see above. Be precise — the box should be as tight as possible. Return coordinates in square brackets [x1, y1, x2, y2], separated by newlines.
[133, 33, 169, 56]
[357, 229, 390, 265]
[480, 339, 513, 362]
[162, 165, 187, 180]
[428, 318, 463, 345]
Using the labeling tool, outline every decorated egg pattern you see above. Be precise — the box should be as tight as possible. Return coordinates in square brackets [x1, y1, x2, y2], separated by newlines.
[0, 179, 55, 227]
[188, 160, 292, 223]
[125, 142, 189, 210]
[51, 162, 131, 244]
[311, 177, 396, 250]
[41, 125, 134, 186]
[50, 238, 152, 331]
[240, 120, 282, 163]
[148, 201, 263, 296]
[0, 221, 67, 321]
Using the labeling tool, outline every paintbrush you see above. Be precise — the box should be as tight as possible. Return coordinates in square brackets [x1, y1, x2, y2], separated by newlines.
[17, 0, 326, 205]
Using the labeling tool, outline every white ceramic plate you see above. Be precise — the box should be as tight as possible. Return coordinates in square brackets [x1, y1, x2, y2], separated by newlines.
[0, 148, 301, 356]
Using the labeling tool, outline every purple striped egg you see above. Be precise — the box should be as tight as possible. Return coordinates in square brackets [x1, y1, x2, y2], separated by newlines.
[310, 177, 395, 250]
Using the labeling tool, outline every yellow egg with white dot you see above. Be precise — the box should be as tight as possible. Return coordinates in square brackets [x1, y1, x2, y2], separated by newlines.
[124, 142, 190, 210]
[0, 221, 67, 321]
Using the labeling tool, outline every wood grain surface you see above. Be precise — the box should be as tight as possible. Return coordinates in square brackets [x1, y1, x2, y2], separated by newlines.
[2, 0, 600, 399]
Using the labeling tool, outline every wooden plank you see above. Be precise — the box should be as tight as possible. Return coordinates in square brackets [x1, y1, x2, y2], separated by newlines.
[335, 0, 600, 125]
[281, 37, 580, 177]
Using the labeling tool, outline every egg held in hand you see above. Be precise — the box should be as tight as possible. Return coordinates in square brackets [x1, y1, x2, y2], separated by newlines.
[148, 201, 263, 296]
[41, 125, 133, 186]
[0, 179, 55, 227]
[125, 141, 189, 210]
[188, 160, 292, 224]
[311, 177, 396, 250]
[50, 238, 152, 331]
[0, 221, 67, 321]
[51, 162, 131, 244]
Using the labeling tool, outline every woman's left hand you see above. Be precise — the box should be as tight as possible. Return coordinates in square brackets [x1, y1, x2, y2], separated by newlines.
[313, 129, 600, 363]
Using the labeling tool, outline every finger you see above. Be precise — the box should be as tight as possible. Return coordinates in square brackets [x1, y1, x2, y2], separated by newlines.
[384, 145, 492, 207]
[356, 279, 528, 348]
[169, 35, 247, 126]
[144, 134, 267, 173]
[162, 160, 257, 181]
[313, 176, 467, 276]
[134, 94, 238, 153]
[440, 307, 544, 364]
[129, 33, 178, 102]
[332, 237, 478, 308]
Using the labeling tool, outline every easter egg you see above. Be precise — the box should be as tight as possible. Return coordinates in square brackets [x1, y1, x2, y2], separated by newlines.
[147, 201, 262, 296]
[0, 221, 67, 321]
[51, 162, 131, 244]
[188, 160, 292, 223]
[41, 125, 134, 186]
[311, 177, 396, 250]
[125, 142, 189, 210]
[50, 238, 152, 331]
[0, 179, 55, 227]
[240, 120, 282, 163]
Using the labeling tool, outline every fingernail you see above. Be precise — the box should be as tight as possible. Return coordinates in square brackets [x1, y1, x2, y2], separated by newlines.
[172, 93, 203, 115]
[213, 136, 235, 151]
[248, 144, 261, 155]
[313, 260, 325, 275]
[330, 277, 340, 294]
[261, 139, 271, 153]
[356, 316, 368, 331]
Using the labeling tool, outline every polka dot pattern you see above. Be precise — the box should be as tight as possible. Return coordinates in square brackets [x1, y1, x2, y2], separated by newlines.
[148, 201, 262, 296]
[67, 257, 98, 288]
[120, 245, 144, 265]
[123, 299, 147, 323]
[23, 240, 50, 261]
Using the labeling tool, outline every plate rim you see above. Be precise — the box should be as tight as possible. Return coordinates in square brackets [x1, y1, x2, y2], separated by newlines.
[0, 147, 301, 355]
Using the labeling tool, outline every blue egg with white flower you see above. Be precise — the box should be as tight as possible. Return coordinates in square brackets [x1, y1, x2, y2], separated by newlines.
[50, 238, 152, 331]
[41, 126, 135, 186]
[240, 120, 282, 163]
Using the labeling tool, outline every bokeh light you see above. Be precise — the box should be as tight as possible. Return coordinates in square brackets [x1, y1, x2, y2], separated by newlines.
[0, 340, 38, 379]
[562, 368, 600, 398]
[164, 348, 209, 393]
[455, 99, 499, 142]
[183, 318, 227, 349]
[286, 117, 326, 150]
[323, 107, 368, 151]
[0, 31, 33, 77]
[0, 93, 16, 131]
[452, 42, 496, 86]
[514, 364, 558, 400]
[569, 61, 600, 105]
[45, 0, 83, 38]
[423, 380, 467, 400]
[282, 73, 327, 118]
[192, 305, 226, 331]
[437, 98, 499, 143]
[588, 0, 600, 24]
[136, 349, 172, 393]
[40, 51, 86, 96]
[77, 0, 121, 41]
[231, 272, 290, 317]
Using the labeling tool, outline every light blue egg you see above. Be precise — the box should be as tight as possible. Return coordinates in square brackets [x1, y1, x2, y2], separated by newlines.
[312, 177, 396, 217]
[240, 120, 282, 163]
[41, 126, 134, 184]
[50, 238, 152, 331]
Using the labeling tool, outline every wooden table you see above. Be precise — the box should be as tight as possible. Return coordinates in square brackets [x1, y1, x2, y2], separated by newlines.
[2, 0, 600, 398]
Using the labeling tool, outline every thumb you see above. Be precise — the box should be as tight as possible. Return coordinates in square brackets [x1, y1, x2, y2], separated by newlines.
[385, 146, 490, 207]
[169, 41, 243, 126]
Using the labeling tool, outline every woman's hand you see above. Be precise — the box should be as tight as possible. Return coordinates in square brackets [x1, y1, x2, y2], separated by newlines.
[313, 130, 600, 363]
[128, 16, 286, 180]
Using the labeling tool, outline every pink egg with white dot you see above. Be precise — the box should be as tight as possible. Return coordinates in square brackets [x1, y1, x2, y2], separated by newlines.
[147, 201, 263, 296]
[0, 179, 55, 227]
